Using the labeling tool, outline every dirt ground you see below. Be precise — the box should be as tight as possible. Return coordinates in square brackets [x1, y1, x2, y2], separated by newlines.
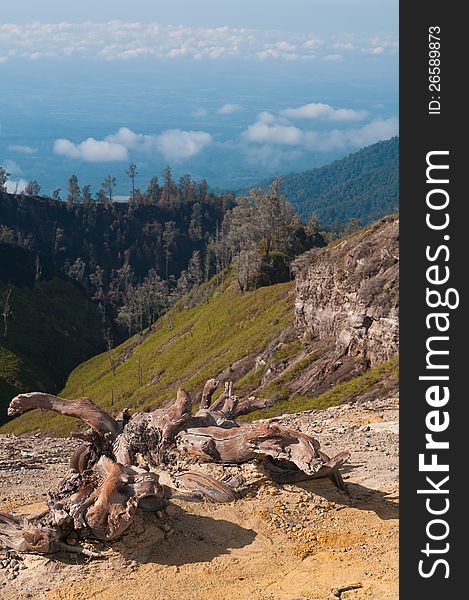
[0, 397, 399, 600]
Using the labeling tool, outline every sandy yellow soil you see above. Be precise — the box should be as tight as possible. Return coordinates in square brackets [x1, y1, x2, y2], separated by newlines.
[1, 398, 398, 600]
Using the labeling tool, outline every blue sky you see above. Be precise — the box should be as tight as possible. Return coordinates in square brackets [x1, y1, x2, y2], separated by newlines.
[0, 1, 398, 195]
[1, 1, 398, 33]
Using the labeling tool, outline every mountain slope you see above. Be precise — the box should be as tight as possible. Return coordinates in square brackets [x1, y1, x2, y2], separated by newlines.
[1, 216, 399, 436]
[0, 276, 295, 435]
[272, 137, 399, 225]
[0, 243, 106, 425]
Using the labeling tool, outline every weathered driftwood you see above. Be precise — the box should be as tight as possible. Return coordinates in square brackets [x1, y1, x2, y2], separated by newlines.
[0, 379, 349, 556]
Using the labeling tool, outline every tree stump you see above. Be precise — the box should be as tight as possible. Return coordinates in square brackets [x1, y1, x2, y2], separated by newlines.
[0, 379, 349, 556]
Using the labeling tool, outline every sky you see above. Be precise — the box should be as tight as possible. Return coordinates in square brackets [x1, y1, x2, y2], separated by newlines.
[0, 1, 398, 196]
[0, 1, 398, 33]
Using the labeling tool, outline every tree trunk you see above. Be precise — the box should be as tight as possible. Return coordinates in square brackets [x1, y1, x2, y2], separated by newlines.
[1, 379, 349, 556]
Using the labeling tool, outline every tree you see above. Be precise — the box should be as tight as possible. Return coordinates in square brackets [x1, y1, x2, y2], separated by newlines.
[2, 286, 13, 337]
[162, 221, 178, 279]
[161, 166, 177, 208]
[234, 249, 261, 293]
[35, 255, 42, 282]
[188, 202, 203, 241]
[179, 174, 195, 203]
[110, 264, 134, 305]
[100, 175, 116, 205]
[82, 185, 93, 206]
[0, 226, 16, 244]
[198, 178, 208, 201]
[95, 189, 107, 204]
[89, 265, 105, 301]
[67, 175, 81, 206]
[145, 176, 160, 205]
[187, 250, 202, 288]
[0, 166, 10, 192]
[126, 163, 137, 204]
[66, 257, 87, 287]
[25, 180, 41, 196]
[52, 188, 62, 201]
[256, 178, 297, 257]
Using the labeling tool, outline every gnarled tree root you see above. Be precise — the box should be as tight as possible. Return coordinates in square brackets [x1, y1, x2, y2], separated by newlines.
[1, 379, 349, 556]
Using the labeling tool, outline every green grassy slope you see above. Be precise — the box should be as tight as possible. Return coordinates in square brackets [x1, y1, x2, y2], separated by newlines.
[1, 277, 295, 435]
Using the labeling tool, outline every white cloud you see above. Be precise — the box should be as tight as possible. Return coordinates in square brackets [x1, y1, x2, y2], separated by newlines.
[7, 144, 37, 154]
[242, 121, 304, 146]
[280, 103, 367, 122]
[53, 137, 128, 162]
[192, 108, 208, 117]
[369, 46, 384, 55]
[303, 37, 321, 49]
[302, 117, 398, 151]
[155, 129, 213, 161]
[338, 117, 398, 148]
[241, 114, 398, 153]
[217, 103, 242, 114]
[333, 41, 354, 50]
[323, 54, 343, 62]
[0, 56, 8, 64]
[244, 144, 303, 170]
[52, 127, 213, 163]
[5, 178, 28, 193]
[275, 41, 296, 51]
[104, 127, 141, 148]
[257, 111, 277, 124]
[0, 22, 397, 63]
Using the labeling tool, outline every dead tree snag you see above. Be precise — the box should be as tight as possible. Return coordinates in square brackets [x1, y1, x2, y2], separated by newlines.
[1, 379, 349, 556]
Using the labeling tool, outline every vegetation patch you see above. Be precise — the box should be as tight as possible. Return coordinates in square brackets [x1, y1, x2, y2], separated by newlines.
[1, 279, 294, 436]
[243, 355, 399, 420]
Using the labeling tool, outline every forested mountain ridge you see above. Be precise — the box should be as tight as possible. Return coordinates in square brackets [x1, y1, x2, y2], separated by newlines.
[259, 137, 399, 225]
[0, 216, 399, 436]
[0, 187, 230, 289]
[0, 175, 325, 426]
[0, 175, 324, 333]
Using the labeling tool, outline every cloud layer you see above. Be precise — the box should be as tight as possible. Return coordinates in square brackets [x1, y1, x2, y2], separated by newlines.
[53, 127, 213, 162]
[0, 21, 398, 63]
[51, 105, 397, 168]
[217, 103, 242, 114]
[280, 102, 367, 121]
[241, 107, 398, 153]
[54, 138, 129, 162]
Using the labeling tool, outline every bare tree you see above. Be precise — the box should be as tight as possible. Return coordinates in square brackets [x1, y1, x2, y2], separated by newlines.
[233, 249, 261, 293]
[2, 286, 13, 337]
[100, 175, 116, 205]
[82, 185, 93, 206]
[35, 255, 42, 282]
[163, 221, 178, 279]
[66, 257, 87, 287]
[0, 379, 348, 555]
[103, 328, 116, 375]
[67, 175, 81, 206]
[256, 178, 297, 257]
[0, 166, 10, 192]
[89, 265, 105, 301]
[126, 163, 137, 205]
[25, 180, 41, 196]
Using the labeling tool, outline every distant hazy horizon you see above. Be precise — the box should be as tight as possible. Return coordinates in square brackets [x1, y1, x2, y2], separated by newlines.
[0, 1, 398, 196]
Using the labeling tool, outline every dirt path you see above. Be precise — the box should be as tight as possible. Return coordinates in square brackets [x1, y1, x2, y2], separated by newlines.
[0, 398, 398, 600]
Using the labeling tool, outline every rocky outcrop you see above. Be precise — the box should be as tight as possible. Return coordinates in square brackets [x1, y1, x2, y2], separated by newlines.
[293, 216, 399, 368]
